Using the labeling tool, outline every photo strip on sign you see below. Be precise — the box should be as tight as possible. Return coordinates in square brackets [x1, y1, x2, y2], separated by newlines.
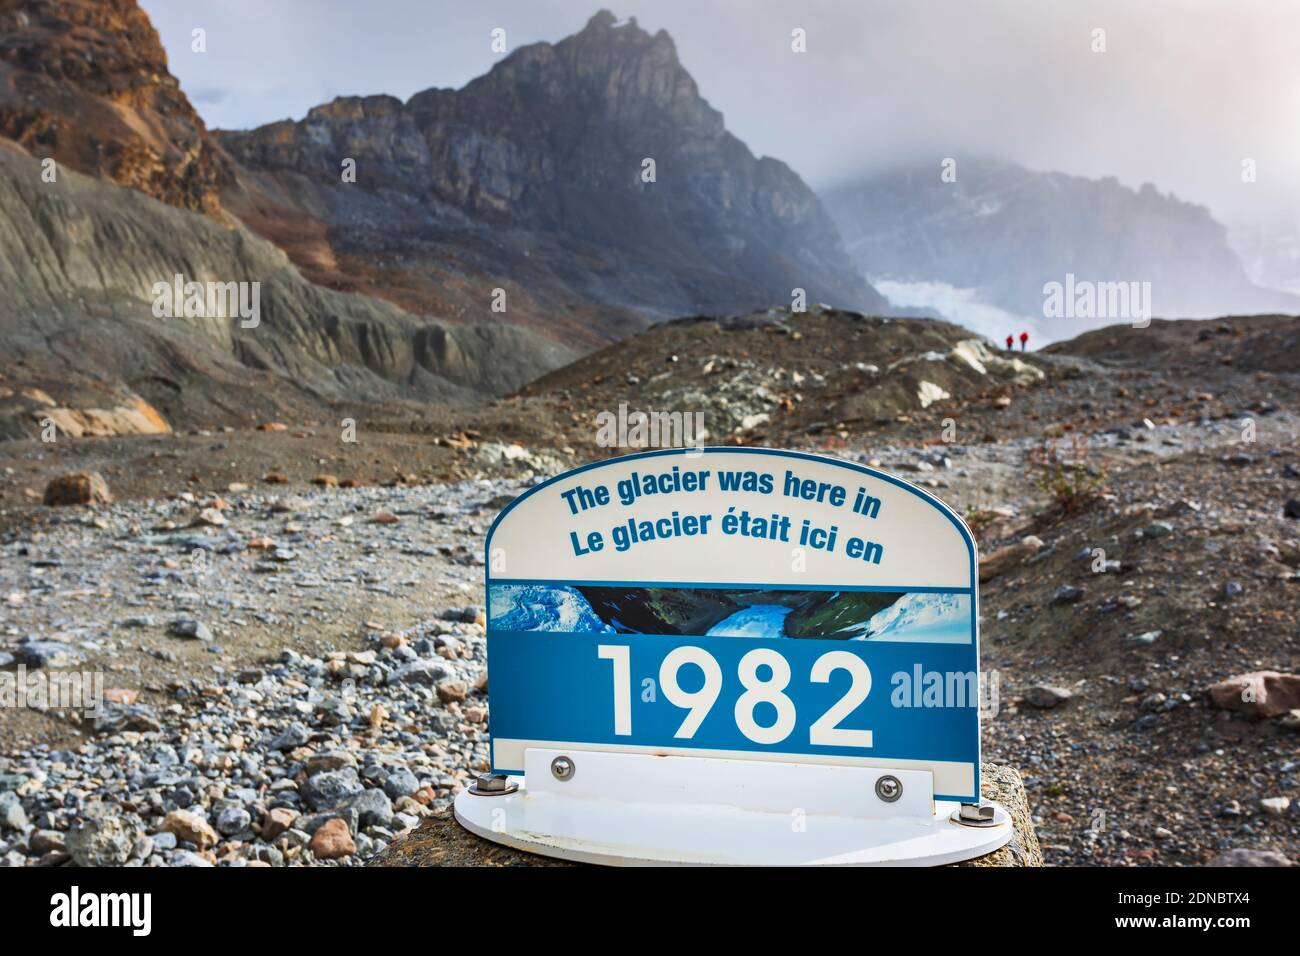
[484, 448, 982, 801]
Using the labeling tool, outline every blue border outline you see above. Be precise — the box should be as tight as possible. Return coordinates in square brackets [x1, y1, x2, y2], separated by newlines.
[482, 447, 982, 797]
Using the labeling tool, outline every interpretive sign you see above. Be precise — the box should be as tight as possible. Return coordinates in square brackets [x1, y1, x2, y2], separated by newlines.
[484, 448, 982, 801]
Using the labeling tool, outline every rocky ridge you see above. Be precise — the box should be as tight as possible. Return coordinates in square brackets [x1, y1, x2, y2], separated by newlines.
[826, 156, 1298, 339]
[217, 10, 887, 344]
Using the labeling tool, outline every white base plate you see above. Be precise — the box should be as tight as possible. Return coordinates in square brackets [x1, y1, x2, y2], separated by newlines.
[454, 748, 1012, 866]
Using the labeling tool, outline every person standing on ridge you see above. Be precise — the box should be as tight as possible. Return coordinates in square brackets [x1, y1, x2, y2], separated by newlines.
[1019, 331, 1029, 351]
[1005, 333, 1014, 351]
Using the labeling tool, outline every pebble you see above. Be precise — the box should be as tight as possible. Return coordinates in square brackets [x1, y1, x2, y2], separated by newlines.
[382, 769, 421, 800]
[12, 640, 83, 668]
[1023, 685, 1073, 709]
[1051, 585, 1085, 605]
[1260, 797, 1291, 816]
[66, 810, 135, 866]
[262, 807, 299, 840]
[160, 809, 219, 851]
[0, 792, 29, 830]
[1207, 849, 1294, 867]
[168, 618, 213, 641]
[215, 806, 252, 835]
[309, 818, 356, 860]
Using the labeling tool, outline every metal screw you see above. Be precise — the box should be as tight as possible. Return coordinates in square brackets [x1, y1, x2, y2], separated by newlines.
[550, 755, 575, 782]
[950, 802, 1000, 827]
[467, 773, 517, 796]
[875, 774, 902, 802]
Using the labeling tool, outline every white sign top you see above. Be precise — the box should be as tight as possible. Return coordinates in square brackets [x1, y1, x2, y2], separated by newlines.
[489, 448, 974, 589]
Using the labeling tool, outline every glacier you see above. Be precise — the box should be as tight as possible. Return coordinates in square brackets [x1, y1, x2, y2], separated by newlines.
[488, 585, 615, 633]
[854, 592, 971, 644]
[705, 605, 792, 638]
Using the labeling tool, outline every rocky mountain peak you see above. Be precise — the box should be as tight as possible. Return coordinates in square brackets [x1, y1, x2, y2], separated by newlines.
[217, 10, 885, 341]
[465, 8, 720, 141]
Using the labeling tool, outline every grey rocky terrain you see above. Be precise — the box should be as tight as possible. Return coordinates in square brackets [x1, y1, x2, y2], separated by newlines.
[0, 477, 514, 866]
[0, 142, 577, 440]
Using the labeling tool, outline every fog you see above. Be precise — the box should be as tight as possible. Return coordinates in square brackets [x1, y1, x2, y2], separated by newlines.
[144, 0, 1299, 231]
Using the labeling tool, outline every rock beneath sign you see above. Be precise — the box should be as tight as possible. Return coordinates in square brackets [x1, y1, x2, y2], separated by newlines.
[43, 472, 112, 506]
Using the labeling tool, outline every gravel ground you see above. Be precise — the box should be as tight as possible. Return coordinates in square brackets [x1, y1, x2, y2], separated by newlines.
[0, 478, 527, 866]
[0, 410, 1297, 867]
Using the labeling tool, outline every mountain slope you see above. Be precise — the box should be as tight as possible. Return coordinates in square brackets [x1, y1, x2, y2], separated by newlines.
[217, 11, 887, 345]
[825, 157, 1298, 340]
[0, 142, 576, 439]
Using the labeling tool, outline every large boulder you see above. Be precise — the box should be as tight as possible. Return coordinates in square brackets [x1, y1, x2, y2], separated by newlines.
[1205, 671, 1300, 719]
[43, 472, 112, 506]
[979, 535, 1045, 582]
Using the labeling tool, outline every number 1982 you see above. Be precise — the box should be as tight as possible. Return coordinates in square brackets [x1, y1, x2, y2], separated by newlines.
[596, 644, 873, 748]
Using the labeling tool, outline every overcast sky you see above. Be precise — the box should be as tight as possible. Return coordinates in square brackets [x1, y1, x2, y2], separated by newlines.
[142, 0, 1300, 228]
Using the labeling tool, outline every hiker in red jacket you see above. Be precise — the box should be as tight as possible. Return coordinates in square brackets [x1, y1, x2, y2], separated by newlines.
[1019, 331, 1029, 351]
[1005, 333, 1014, 350]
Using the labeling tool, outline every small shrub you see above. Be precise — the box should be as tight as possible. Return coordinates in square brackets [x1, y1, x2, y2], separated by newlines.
[1028, 434, 1105, 514]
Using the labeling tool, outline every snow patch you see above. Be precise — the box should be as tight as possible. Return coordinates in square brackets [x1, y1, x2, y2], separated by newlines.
[706, 605, 791, 638]
[857, 592, 971, 644]
[917, 381, 951, 408]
